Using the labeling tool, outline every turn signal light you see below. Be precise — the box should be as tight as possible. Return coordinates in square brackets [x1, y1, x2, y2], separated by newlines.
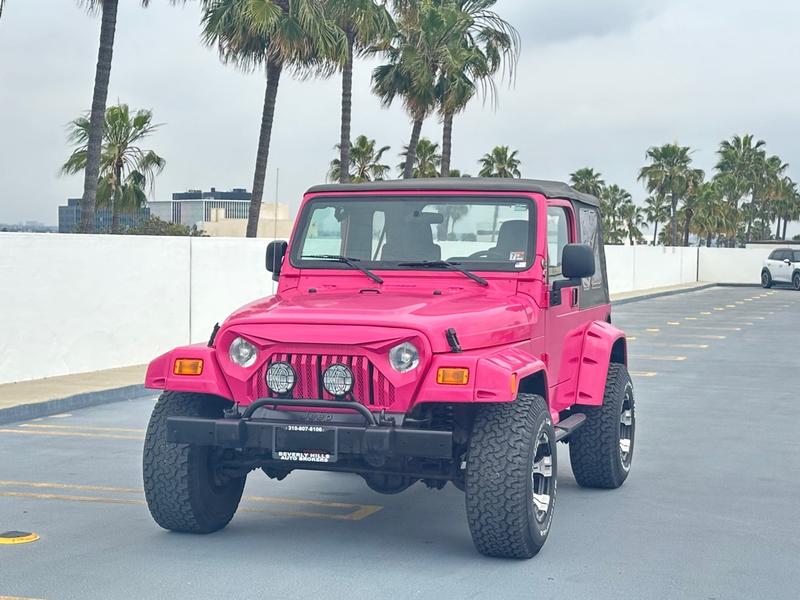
[173, 359, 204, 376]
[437, 367, 469, 385]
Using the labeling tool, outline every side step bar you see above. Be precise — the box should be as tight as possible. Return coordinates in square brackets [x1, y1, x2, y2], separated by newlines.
[554, 413, 586, 442]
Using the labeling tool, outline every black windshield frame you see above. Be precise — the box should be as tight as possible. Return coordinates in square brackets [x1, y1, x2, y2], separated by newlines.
[290, 194, 537, 273]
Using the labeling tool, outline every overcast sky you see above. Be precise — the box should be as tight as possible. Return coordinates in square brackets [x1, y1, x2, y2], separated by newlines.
[1, 0, 799, 229]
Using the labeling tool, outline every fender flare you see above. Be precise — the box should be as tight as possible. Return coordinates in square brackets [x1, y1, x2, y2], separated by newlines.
[145, 346, 234, 401]
[573, 321, 627, 407]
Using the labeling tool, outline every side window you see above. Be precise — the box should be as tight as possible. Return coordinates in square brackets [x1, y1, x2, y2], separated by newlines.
[769, 250, 779, 260]
[547, 206, 572, 280]
[775, 250, 788, 261]
[794, 251, 800, 262]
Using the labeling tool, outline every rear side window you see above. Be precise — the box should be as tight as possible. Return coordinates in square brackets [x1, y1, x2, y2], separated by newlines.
[576, 205, 609, 308]
[769, 250, 780, 260]
[794, 251, 800, 262]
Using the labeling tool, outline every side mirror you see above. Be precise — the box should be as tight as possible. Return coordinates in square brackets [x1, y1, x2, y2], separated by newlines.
[784, 258, 792, 265]
[266, 240, 288, 281]
[551, 244, 595, 307]
[562, 243, 595, 279]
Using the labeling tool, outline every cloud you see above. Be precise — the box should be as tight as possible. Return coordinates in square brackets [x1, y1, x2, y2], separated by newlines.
[499, 0, 661, 45]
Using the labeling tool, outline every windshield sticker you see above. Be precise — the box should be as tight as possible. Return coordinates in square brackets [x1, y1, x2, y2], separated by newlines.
[513, 204, 527, 212]
[509, 251, 526, 261]
[514, 261, 527, 268]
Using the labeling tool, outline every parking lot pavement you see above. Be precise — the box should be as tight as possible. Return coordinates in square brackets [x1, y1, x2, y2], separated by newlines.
[1, 287, 799, 600]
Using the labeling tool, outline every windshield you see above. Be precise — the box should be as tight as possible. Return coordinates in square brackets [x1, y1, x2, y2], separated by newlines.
[291, 195, 534, 272]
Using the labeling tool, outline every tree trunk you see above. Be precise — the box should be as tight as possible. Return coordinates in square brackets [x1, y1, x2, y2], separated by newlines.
[111, 160, 122, 233]
[670, 197, 678, 247]
[79, 0, 118, 234]
[706, 233, 712, 247]
[247, 60, 282, 238]
[682, 209, 692, 246]
[652, 221, 658, 245]
[403, 118, 423, 179]
[339, 31, 354, 184]
[782, 217, 788, 240]
[775, 217, 781, 239]
[440, 111, 453, 177]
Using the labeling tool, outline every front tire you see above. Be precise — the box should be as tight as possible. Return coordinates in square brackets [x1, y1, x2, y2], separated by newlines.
[793, 272, 800, 291]
[143, 391, 246, 533]
[761, 269, 773, 288]
[465, 394, 557, 559]
[569, 363, 635, 489]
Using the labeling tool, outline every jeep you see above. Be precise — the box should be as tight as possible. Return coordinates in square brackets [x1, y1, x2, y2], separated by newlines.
[142, 178, 635, 559]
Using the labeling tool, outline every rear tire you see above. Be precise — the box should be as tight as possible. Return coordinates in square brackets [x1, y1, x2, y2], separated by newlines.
[761, 269, 773, 288]
[465, 394, 556, 559]
[569, 363, 635, 489]
[143, 391, 246, 533]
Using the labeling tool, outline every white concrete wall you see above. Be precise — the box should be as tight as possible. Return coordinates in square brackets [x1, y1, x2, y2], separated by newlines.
[0, 233, 772, 384]
[604, 246, 698, 294]
[698, 247, 771, 284]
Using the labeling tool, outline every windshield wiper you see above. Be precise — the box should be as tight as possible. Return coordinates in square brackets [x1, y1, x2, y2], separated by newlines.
[397, 260, 488, 287]
[304, 255, 383, 284]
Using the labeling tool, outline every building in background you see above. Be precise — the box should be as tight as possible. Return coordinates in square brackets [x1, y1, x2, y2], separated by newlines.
[58, 198, 149, 233]
[149, 187, 292, 238]
[148, 187, 251, 226]
[201, 202, 293, 238]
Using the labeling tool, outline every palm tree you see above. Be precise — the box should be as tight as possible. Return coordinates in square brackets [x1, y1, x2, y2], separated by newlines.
[600, 185, 630, 244]
[690, 182, 727, 246]
[478, 145, 520, 178]
[638, 143, 700, 247]
[570, 167, 605, 197]
[679, 169, 706, 246]
[479, 145, 520, 240]
[72, 0, 184, 233]
[772, 178, 800, 240]
[618, 198, 645, 245]
[713, 134, 768, 243]
[325, 0, 394, 183]
[398, 137, 441, 178]
[62, 104, 165, 233]
[435, 0, 518, 177]
[328, 134, 391, 182]
[372, 1, 447, 179]
[203, 0, 344, 237]
[643, 194, 669, 245]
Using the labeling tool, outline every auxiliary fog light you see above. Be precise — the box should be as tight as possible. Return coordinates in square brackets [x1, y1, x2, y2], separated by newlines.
[266, 362, 296, 394]
[323, 364, 353, 397]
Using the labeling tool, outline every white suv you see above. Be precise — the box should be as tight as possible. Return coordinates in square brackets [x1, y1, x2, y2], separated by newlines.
[762, 248, 800, 289]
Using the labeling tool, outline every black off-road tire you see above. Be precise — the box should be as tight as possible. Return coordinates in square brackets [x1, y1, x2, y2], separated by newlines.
[761, 269, 773, 288]
[792, 271, 800, 291]
[143, 391, 246, 533]
[569, 363, 634, 489]
[465, 394, 557, 559]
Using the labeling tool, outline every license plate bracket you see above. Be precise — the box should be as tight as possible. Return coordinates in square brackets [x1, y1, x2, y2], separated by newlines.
[272, 424, 338, 463]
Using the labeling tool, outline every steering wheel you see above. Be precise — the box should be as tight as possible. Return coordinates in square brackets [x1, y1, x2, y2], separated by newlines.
[468, 250, 492, 260]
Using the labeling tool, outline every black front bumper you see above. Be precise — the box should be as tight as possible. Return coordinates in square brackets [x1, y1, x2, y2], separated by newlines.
[166, 398, 453, 460]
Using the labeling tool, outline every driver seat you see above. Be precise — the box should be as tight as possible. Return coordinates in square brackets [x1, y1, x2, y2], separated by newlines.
[490, 220, 528, 260]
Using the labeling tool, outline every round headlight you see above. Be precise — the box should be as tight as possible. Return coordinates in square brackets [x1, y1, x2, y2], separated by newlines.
[389, 342, 419, 373]
[229, 336, 258, 368]
[322, 364, 353, 397]
[266, 361, 296, 394]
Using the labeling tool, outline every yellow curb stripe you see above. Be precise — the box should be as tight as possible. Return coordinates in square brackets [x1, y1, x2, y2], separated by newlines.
[630, 355, 687, 361]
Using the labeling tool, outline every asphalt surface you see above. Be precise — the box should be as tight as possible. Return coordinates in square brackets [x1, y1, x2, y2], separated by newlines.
[1, 286, 799, 600]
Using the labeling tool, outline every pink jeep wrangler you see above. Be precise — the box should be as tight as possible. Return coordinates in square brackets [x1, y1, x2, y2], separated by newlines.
[142, 178, 635, 558]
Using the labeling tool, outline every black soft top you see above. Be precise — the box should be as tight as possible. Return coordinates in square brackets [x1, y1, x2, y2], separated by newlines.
[306, 177, 600, 207]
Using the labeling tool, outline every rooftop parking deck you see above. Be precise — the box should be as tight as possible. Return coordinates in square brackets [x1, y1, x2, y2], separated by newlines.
[1, 286, 798, 600]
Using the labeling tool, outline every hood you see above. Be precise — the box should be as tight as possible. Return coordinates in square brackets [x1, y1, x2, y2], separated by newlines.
[225, 287, 533, 353]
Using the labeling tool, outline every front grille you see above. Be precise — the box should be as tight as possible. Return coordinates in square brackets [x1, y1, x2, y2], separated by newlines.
[256, 353, 395, 407]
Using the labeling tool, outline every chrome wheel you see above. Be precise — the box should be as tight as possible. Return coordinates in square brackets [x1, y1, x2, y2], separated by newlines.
[531, 427, 554, 523]
[619, 384, 634, 471]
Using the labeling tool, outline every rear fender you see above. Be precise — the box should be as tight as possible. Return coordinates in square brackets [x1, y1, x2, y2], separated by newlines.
[145, 345, 233, 401]
[415, 344, 546, 406]
[569, 321, 626, 407]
